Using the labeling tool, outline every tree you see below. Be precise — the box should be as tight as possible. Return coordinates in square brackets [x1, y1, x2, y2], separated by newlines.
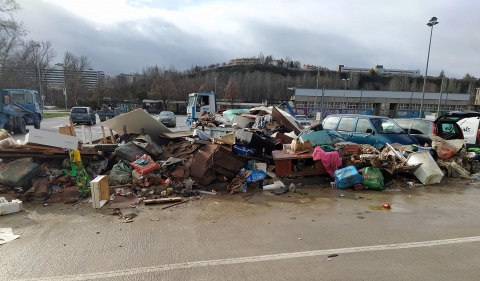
[285, 56, 292, 63]
[62, 51, 91, 104]
[221, 62, 227, 66]
[224, 77, 242, 105]
[136, 90, 148, 101]
[149, 76, 176, 111]
[293, 61, 301, 69]
[289, 61, 294, 68]
[439, 70, 445, 78]
[264, 55, 273, 66]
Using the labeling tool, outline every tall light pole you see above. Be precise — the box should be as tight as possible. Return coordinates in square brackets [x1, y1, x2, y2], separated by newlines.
[342, 78, 349, 109]
[419, 16, 439, 118]
[32, 44, 43, 99]
[214, 77, 217, 95]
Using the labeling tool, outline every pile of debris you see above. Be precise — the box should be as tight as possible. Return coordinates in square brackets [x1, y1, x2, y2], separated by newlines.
[1, 107, 479, 218]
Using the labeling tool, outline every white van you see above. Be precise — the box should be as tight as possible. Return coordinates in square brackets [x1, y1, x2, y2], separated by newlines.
[457, 117, 480, 148]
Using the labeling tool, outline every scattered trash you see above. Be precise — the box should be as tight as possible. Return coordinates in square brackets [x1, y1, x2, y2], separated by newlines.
[382, 204, 391, 209]
[0, 228, 20, 245]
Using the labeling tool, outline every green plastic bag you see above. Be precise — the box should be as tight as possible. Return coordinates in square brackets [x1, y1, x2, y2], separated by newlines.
[362, 167, 384, 190]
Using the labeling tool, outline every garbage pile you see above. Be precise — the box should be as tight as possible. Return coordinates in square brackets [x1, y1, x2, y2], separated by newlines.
[1, 107, 479, 217]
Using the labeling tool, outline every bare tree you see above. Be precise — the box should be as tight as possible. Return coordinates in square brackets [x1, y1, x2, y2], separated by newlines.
[62, 51, 91, 105]
[149, 76, 176, 111]
[224, 77, 242, 105]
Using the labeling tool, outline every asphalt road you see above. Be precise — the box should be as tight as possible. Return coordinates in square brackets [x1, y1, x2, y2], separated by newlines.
[10, 113, 189, 143]
[1, 177, 480, 280]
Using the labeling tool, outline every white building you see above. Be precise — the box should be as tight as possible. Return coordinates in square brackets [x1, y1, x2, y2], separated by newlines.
[337, 64, 420, 77]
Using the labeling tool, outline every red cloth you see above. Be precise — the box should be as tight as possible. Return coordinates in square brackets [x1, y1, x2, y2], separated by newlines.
[313, 147, 342, 177]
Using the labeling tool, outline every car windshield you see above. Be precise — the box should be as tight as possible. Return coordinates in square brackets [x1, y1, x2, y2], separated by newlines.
[72, 108, 87, 113]
[370, 118, 404, 134]
[296, 115, 307, 120]
[160, 111, 174, 116]
[325, 129, 349, 142]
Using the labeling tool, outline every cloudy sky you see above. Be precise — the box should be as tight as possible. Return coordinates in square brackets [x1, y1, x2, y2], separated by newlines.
[15, 0, 480, 78]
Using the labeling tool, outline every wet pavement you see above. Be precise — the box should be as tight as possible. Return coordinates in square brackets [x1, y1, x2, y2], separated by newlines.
[1, 178, 480, 280]
[10, 114, 189, 143]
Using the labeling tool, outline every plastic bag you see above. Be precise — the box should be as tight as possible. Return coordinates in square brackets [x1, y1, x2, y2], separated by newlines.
[130, 154, 159, 176]
[362, 167, 385, 190]
[437, 146, 456, 159]
[109, 160, 133, 186]
[241, 160, 267, 183]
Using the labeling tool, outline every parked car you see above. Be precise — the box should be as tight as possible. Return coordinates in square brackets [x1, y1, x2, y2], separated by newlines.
[295, 115, 311, 127]
[324, 129, 357, 145]
[322, 114, 419, 146]
[70, 107, 96, 126]
[157, 111, 176, 127]
[457, 117, 480, 148]
[394, 111, 480, 147]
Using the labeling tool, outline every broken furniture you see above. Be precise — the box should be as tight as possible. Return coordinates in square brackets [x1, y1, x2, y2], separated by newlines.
[272, 150, 328, 176]
[91, 175, 110, 209]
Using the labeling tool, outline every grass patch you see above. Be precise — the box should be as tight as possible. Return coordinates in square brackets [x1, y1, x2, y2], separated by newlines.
[42, 112, 70, 118]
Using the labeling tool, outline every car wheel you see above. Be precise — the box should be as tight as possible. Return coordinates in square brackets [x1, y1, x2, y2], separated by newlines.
[93, 118, 96, 125]
[87, 120, 92, 126]
[13, 118, 27, 134]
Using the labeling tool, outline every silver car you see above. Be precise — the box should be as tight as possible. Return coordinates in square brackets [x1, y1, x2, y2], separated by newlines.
[157, 111, 176, 127]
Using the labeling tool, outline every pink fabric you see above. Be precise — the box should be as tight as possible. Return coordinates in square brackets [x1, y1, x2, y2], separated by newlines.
[313, 147, 342, 177]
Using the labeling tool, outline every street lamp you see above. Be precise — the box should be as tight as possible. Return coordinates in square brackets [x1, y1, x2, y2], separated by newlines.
[32, 44, 43, 99]
[419, 16, 439, 118]
[214, 77, 217, 95]
[342, 78, 349, 109]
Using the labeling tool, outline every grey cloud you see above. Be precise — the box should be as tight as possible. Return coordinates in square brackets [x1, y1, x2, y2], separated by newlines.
[15, 0, 480, 78]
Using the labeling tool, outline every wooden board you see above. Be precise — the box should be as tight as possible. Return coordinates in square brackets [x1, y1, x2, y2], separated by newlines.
[272, 107, 303, 135]
[144, 197, 182, 205]
[101, 109, 171, 145]
[91, 175, 110, 209]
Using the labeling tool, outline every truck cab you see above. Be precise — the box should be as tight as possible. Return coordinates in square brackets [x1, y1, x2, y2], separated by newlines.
[186, 93, 216, 126]
[0, 89, 43, 133]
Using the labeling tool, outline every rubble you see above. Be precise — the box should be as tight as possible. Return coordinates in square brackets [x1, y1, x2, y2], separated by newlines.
[0, 101, 477, 220]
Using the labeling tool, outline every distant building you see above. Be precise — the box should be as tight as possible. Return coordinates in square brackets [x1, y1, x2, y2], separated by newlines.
[269, 59, 288, 67]
[45, 64, 106, 90]
[227, 58, 260, 66]
[302, 64, 329, 71]
[337, 64, 420, 77]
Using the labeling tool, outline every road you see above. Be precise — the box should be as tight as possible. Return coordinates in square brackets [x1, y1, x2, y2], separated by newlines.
[1, 178, 480, 280]
[2, 114, 480, 280]
[10, 113, 190, 143]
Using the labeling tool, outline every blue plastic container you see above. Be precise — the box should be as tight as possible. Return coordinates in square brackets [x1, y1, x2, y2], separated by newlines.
[418, 147, 431, 152]
[334, 166, 364, 189]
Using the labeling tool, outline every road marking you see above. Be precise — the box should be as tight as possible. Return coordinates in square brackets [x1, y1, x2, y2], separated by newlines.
[14, 236, 480, 281]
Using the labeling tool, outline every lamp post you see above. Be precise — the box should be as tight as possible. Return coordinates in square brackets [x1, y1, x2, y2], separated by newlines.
[32, 44, 43, 98]
[419, 16, 439, 118]
[214, 77, 217, 95]
[342, 78, 349, 109]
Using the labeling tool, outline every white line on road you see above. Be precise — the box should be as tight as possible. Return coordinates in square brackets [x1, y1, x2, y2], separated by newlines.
[14, 236, 480, 281]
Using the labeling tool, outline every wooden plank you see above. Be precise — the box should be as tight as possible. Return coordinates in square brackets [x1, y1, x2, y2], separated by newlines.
[109, 128, 115, 144]
[101, 125, 107, 144]
[161, 199, 189, 210]
[69, 118, 76, 136]
[20, 145, 62, 150]
[144, 197, 182, 205]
